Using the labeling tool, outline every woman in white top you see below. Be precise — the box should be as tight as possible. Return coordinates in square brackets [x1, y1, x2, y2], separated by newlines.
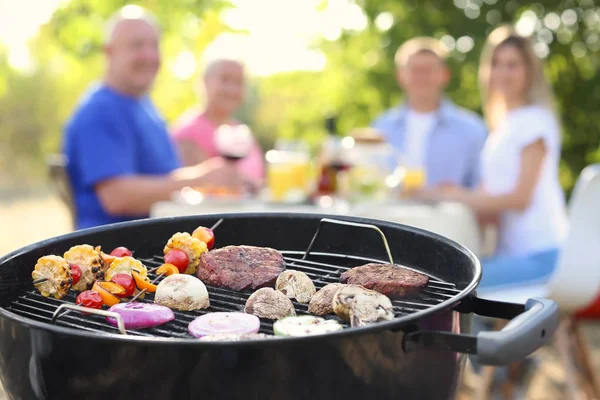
[425, 25, 569, 292]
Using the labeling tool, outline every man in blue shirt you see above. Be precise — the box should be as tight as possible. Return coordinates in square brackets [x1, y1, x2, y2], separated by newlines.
[64, 6, 244, 229]
[372, 37, 487, 189]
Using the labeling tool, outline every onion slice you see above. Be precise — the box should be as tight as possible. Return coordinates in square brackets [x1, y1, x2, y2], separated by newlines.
[273, 315, 343, 337]
[106, 302, 175, 330]
[188, 312, 260, 338]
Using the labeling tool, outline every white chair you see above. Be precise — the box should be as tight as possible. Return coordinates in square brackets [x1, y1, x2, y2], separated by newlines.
[476, 164, 600, 399]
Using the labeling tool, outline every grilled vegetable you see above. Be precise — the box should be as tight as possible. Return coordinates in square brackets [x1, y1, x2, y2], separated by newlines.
[105, 256, 148, 282]
[244, 288, 296, 320]
[163, 232, 208, 274]
[308, 283, 346, 315]
[69, 264, 82, 286]
[132, 271, 157, 293]
[109, 247, 132, 257]
[163, 249, 189, 274]
[192, 226, 215, 249]
[188, 312, 260, 338]
[106, 302, 174, 330]
[76, 290, 103, 310]
[273, 315, 343, 337]
[154, 274, 210, 311]
[198, 333, 273, 342]
[156, 263, 179, 277]
[93, 281, 125, 307]
[32, 255, 72, 299]
[110, 274, 136, 297]
[275, 270, 316, 304]
[332, 286, 394, 327]
[63, 245, 104, 291]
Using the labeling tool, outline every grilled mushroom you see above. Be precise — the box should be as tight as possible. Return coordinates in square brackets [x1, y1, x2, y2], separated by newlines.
[63, 244, 104, 291]
[155, 275, 210, 311]
[332, 286, 394, 327]
[275, 270, 316, 304]
[244, 288, 296, 320]
[308, 283, 346, 315]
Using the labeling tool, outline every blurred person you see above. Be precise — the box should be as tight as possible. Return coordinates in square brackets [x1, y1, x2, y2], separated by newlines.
[63, 6, 245, 229]
[423, 25, 568, 292]
[172, 57, 264, 186]
[424, 26, 570, 386]
[372, 37, 487, 189]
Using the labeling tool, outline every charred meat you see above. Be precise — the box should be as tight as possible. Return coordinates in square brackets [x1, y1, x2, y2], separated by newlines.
[340, 263, 429, 298]
[197, 245, 285, 291]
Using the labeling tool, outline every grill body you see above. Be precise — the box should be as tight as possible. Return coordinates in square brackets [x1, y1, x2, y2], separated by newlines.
[0, 213, 495, 399]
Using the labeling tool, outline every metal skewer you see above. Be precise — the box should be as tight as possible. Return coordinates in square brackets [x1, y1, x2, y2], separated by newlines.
[128, 273, 165, 303]
[147, 218, 224, 274]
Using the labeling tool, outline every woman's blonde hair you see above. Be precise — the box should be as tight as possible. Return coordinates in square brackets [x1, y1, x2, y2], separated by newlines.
[478, 25, 556, 130]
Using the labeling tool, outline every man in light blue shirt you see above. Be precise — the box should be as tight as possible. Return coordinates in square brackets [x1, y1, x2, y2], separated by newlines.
[372, 37, 487, 189]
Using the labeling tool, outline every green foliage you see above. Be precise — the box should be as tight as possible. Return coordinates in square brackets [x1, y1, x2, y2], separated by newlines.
[0, 0, 232, 187]
[254, 0, 600, 193]
[1, 0, 598, 195]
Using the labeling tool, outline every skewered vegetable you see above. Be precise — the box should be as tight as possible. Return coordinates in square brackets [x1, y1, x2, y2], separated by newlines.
[198, 333, 273, 342]
[192, 226, 215, 249]
[110, 274, 136, 297]
[163, 249, 189, 274]
[273, 315, 343, 337]
[132, 271, 157, 293]
[275, 270, 316, 304]
[32, 255, 72, 299]
[188, 312, 260, 338]
[154, 275, 210, 311]
[109, 247, 132, 257]
[244, 288, 296, 320]
[106, 302, 174, 329]
[92, 281, 125, 307]
[76, 290, 103, 310]
[163, 232, 208, 274]
[105, 256, 148, 282]
[156, 263, 179, 277]
[69, 264, 82, 286]
[63, 245, 104, 291]
[332, 286, 394, 327]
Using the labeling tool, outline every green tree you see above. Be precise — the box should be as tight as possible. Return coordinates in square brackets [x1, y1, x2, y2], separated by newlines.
[255, 0, 600, 192]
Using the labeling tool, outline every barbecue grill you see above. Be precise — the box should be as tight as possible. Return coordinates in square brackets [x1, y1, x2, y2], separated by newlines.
[0, 213, 558, 400]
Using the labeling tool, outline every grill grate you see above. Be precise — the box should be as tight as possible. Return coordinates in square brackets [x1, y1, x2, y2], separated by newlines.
[5, 251, 461, 338]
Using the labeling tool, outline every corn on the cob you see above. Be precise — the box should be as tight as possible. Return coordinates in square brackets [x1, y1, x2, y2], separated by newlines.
[163, 232, 208, 274]
[32, 255, 72, 299]
[63, 244, 104, 291]
[105, 256, 148, 282]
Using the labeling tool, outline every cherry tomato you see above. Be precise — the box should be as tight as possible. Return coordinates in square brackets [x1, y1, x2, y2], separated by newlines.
[110, 274, 136, 297]
[164, 249, 189, 273]
[192, 226, 215, 249]
[110, 246, 133, 257]
[69, 264, 82, 286]
[76, 290, 103, 310]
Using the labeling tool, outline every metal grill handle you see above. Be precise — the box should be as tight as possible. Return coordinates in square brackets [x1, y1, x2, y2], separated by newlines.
[51, 304, 127, 335]
[303, 218, 394, 264]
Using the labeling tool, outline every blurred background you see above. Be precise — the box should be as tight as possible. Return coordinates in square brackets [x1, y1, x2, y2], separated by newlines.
[0, 1, 599, 397]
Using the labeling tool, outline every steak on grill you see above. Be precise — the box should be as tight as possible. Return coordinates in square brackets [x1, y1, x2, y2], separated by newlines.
[196, 245, 286, 291]
[340, 263, 429, 298]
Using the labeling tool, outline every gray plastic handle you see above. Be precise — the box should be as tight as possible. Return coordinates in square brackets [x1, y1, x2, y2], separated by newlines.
[476, 297, 559, 365]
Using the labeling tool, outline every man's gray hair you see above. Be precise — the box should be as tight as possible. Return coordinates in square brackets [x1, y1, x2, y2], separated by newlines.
[104, 5, 160, 45]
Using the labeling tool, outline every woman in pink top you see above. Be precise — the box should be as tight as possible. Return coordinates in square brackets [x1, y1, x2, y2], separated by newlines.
[172, 58, 264, 185]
